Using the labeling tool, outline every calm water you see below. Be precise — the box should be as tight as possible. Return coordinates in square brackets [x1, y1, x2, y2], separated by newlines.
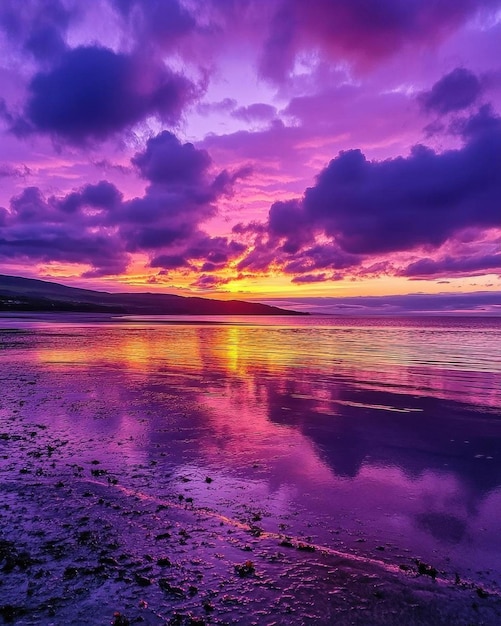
[2, 314, 501, 584]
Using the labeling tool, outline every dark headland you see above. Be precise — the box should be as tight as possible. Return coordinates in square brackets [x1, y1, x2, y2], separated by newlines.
[0, 274, 306, 316]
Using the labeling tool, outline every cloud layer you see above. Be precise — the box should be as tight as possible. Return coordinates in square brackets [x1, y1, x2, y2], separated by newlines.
[19, 46, 196, 143]
[0, 0, 499, 294]
[233, 106, 501, 283]
[0, 131, 243, 277]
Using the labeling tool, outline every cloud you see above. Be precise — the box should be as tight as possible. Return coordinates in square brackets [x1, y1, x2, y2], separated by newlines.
[283, 243, 359, 274]
[190, 274, 232, 290]
[0, 186, 129, 276]
[268, 199, 313, 253]
[232, 103, 277, 123]
[259, 0, 500, 82]
[402, 254, 501, 278]
[185, 235, 246, 265]
[18, 46, 197, 143]
[197, 98, 237, 116]
[420, 68, 483, 115]
[0, 164, 31, 179]
[0, 0, 73, 61]
[229, 106, 501, 284]
[113, 0, 196, 50]
[291, 273, 327, 284]
[232, 221, 267, 236]
[132, 131, 212, 186]
[58, 181, 123, 214]
[0, 131, 245, 276]
[258, 107, 501, 260]
[151, 234, 245, 272]
[110, 0, 498, 87]
[122, 132, 242, 254]
[150, 254, 190, 270]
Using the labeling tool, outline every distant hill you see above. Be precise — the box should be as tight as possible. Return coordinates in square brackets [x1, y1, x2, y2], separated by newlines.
[0, 274, 306, 316]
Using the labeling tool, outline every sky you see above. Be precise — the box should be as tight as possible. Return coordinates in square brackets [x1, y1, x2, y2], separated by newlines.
[0, 0, 500, 313]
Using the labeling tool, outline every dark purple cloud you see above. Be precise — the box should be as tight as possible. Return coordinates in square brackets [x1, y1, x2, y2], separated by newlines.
[0, 0, 73, 61]
[107, 0, 499, 87]
[151, 235, 245, 272]
[228, 105, 501, 283]
[122, 132, 244, 254]
[185, 235, 246, 265]
[150, 254, 190, 270]
[132, 131, 211, 186]
[191, 274, 232, 290]
[291, 273, 327, 284]
[232, 221, 267, 236]
[235, 235, 360, 281]
[24, 25, 66, 61]
[9, 187, 54, 223]
[236, 245, 278, 272]
[402, 254, 501, 278]
[130, 132, 251, 209]
[458, 102, 501, 138]
[0, 186, 129, 277]
[18, 46, 196, 143]
[268, 199, 313, 253]
[283, 244, 359, 274]
[113, 0, 196, 49]
[0, 164, 31, 179]
[259, 0, 501, 81]
[58, 181, 123, 214]
[0, 131, 245, 276]
[250, 107, 501, 264]
[420, 68, 483, 115]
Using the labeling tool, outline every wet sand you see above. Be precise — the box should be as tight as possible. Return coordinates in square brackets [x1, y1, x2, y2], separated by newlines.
[1, 319, 501, 624]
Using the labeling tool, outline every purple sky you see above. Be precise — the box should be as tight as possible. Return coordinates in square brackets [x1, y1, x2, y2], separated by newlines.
[0, 0, 500, 310]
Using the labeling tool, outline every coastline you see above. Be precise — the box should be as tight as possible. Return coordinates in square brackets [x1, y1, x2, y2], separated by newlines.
[2, 399, 500, 625]
[1, 317, 501, 625]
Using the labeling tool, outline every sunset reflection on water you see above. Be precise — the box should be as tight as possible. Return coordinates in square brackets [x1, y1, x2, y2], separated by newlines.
[3, 315, 501, 580]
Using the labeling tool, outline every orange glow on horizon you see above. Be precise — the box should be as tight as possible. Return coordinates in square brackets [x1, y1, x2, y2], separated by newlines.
[27, 259, 501, 302]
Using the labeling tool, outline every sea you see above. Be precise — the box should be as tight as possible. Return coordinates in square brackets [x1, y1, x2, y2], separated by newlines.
[1, 313, 501, 622]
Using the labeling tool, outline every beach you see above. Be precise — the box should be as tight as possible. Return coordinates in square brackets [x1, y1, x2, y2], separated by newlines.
[1, 315, 500, 625]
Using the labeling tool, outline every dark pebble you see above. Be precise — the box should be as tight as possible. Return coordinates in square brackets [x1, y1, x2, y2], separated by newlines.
[155, 532, 171, 541]
[135, 574, 152, 587]
[159, 579, 186, 598]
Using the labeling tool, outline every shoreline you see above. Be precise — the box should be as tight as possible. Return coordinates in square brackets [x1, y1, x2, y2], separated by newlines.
[1, 383, 500, 624]
[1, 319, 501, 625]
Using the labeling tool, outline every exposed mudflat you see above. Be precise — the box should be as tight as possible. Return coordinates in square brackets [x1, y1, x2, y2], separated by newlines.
[1, 319, 501, 625]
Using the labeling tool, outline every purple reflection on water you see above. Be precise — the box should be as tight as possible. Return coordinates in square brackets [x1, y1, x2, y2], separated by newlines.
[1, 314, 501, 621]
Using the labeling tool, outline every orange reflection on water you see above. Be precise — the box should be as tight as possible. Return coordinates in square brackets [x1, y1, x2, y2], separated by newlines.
[4, 315, 501, 583]
[32, 318, 501, 412]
